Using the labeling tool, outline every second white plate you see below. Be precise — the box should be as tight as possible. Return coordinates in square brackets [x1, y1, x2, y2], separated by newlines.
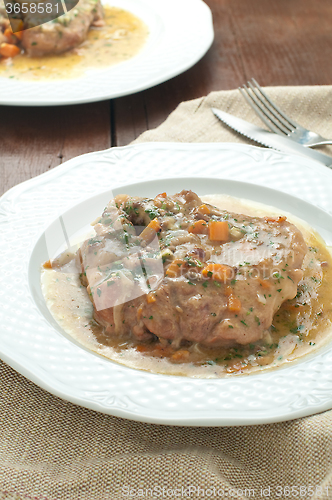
[0, 0, 214, 106]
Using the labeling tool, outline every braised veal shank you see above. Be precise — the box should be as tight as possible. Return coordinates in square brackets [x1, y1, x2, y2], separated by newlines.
[22, 0, 104, 56]
[77, 190, 307, 348]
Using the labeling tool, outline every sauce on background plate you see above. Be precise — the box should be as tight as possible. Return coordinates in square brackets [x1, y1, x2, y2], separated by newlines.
[0, 6, 148, 80]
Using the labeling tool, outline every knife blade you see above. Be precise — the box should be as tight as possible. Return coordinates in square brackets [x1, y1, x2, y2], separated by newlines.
[211, 107, 332, 168]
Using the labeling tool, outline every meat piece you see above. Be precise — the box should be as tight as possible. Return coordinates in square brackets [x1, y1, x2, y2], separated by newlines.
[21, 0, 104, 56]
[77, 190, 307, 348]
[0, 1, 10, 34]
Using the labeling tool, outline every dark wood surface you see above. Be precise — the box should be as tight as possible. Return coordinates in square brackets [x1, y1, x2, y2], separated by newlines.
[1, 0, 332, 196]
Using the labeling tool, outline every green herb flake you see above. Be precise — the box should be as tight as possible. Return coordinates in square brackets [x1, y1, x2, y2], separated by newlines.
[206, 360, 215, 366]
[290, 325, 304, 334]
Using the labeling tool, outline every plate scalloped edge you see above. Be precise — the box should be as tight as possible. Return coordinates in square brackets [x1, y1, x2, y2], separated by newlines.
[1, 142, 332, 426]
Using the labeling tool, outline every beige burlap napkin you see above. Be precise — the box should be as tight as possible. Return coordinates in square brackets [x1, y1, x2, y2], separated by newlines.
[133, 86, 332, 155]
[2, 86, 332, 500]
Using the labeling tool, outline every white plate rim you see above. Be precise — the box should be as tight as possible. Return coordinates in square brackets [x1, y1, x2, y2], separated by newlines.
[0, 0, 214, 106]
[2, 142, 332, 426]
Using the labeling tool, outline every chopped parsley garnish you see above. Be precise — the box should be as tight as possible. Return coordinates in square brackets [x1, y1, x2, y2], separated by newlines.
[145, 208, 159, 220]
[290, 325, 304, 334]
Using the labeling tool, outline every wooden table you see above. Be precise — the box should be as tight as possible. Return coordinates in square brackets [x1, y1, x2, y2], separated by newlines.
[1, 0, 332, 196]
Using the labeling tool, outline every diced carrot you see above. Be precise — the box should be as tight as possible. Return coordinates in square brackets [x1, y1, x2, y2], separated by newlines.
[157, 192, 167, 198]
[148, 218, 160, 231]
[140, 217, 161, 243]
[11, 19, 24, 33]
[228, 294, 242, 312]
[225, 285, 233, 296]
[197, 204, 211, 215]
[202, 263, 233, 281]
[265, 216, 287, 223]
[4, 28, 17, 44]
[13, 30, 23, 40]
[0, 43, 20, 58]
[188, 219, 209, 234]
[146, 292, 156, 303]
[171, 350, 190, 362]
[43, 260, 52, 269]
[258, 277, 271, 289]
[166, 258, 185, 278]
[136, 344, 150, 352]
[208, 220, 229, 241]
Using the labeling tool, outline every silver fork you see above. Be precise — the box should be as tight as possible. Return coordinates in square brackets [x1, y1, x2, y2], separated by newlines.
[239, 78, 332, 148]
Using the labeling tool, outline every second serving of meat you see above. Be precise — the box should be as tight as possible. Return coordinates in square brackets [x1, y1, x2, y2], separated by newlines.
[76, 189, 307, 349]
[0, 0, 104, 58]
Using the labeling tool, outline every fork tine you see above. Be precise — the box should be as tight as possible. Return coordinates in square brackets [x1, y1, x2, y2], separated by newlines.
[247, 81, 293, 133]
[242, 83, 290, 135]
[250, 78, 300, 129]
[239, 85, 286, 135]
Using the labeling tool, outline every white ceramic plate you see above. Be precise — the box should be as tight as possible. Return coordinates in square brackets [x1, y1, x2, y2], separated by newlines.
[2, 142, 332, 426]
[0, 0, 213, 106]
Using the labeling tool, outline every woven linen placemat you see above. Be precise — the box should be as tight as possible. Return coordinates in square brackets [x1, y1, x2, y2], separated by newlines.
[1, 85, 332, 500]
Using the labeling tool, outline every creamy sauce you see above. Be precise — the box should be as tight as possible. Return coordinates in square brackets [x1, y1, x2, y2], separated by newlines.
[41, 194, 332, 378]
[0, 6, 148, 80]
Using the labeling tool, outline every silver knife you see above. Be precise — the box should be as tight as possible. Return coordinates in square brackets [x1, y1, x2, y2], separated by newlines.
[211, 107, 332, 168]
